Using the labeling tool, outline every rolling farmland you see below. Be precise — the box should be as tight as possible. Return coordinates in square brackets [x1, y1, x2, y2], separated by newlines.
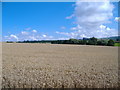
[2, 43, 118, 88]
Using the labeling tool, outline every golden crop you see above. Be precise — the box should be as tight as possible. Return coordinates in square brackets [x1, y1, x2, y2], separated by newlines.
[2, 43, 118, 88]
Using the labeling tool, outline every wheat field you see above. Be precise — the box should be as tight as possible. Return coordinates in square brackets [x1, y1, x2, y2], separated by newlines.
[2, 43, 118, 88]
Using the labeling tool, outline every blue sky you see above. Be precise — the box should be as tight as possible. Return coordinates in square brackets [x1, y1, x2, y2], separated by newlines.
[2, 1, 119, 41]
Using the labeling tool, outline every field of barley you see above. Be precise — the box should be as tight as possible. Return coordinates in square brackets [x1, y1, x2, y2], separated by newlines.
[2, 43, 119, 88]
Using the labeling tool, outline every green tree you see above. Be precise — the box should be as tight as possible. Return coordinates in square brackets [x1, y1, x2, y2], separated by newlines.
[82, 40, 87, 45]
[69, 39, 79, 44]
[87, 37, 97, 45]
[97, 40, 107, 46]
[78, 40, 83, 44]
[107, 39, 115, 46]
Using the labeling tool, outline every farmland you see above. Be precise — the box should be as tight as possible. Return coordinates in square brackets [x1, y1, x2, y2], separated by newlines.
[2, 43, 118, 88]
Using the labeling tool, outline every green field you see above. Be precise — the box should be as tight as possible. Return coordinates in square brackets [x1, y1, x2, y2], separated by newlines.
[114, 43, 120, 47]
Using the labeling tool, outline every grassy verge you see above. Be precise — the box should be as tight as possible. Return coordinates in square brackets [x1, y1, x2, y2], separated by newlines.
[114, 43, 120, 47]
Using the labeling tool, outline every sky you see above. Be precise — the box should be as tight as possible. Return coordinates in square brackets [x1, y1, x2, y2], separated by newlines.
[2, 1, 120, 41]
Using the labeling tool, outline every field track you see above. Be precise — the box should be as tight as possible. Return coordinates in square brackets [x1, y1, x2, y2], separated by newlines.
[2, 43, 118, 88]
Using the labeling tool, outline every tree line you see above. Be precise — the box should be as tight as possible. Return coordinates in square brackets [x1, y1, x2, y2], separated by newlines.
[6, 37, 117, 46]
[51, 37, 115, 46]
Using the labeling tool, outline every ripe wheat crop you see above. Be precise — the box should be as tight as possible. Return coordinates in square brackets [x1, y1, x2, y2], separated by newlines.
[2, 43, 118, 88]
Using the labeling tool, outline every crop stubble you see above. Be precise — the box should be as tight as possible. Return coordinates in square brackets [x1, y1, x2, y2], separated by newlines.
[2, 43, 118, 88]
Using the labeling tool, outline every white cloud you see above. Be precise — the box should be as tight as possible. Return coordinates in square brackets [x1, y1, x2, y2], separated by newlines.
[28, 36, 37, 40]
[66, 14, 74, 19]
[4, 29, 55, 41]
[70, 25, 82, 30]
[56, 31, 69, 36]
[42, 34, 47, 38]
[70, 27, 77, 30]
[75, 1, 114, 30]
[56, 31, 79, 38]
[39, 34, 54, 40]
[10, 34, 19, 41]
[80, 34, 87, 38]
[99, 25, 106, 29]
[21, 31, 29, 35]
[56, 24, 118, 39]
[58, 38, 69, 40]
[63, 0, 117, 38]
[115, 17, 120, 22]
[106, 27, 111, 31]
[32, 30, 37, 33]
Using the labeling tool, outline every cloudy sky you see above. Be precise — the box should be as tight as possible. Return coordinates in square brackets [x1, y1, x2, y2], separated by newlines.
[2, 0, 119, 41]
